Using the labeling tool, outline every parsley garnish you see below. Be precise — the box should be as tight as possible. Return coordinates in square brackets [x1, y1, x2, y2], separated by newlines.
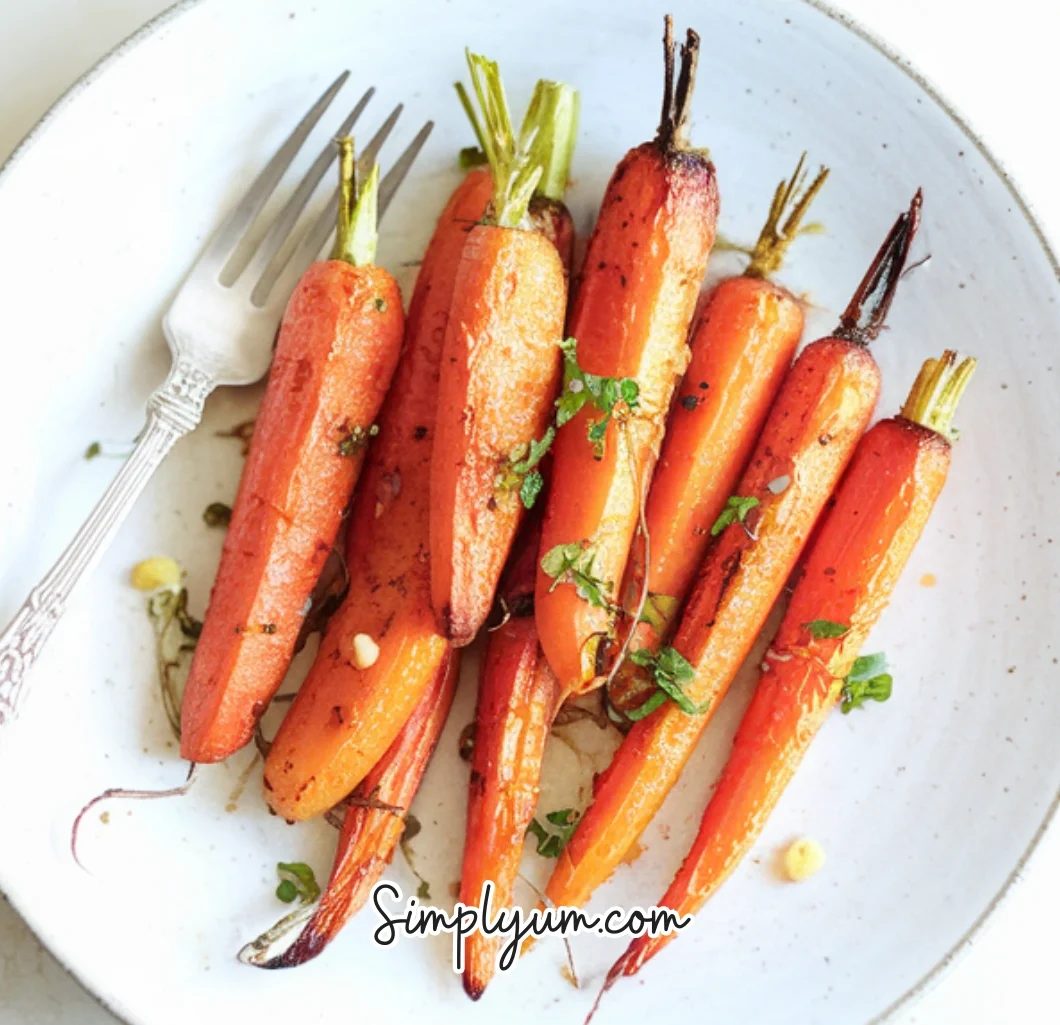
[274, 862, 320, 904]
[527, 808, 580, 858]
[805, 619, 850, 639]
[84, 441, 102, 460]
[556, 338, 639, 459]
[627, 646, 708, 717]
[711, 495, 761, 537]
[840, 652, 893, 713]
[496, 425, 555, 509]
[540, 541, 615, 611]
[337, 423, 379, 457]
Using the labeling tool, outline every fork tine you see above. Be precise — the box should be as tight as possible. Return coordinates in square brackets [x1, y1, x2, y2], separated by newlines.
[202, 71, 349, 279]
[254, 109, 420, 306]
[241, 86, 375, 293]
[378, 120, 433, 217]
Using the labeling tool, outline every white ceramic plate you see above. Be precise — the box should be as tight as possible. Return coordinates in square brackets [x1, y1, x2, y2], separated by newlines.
[1, 1, 1058, 1023]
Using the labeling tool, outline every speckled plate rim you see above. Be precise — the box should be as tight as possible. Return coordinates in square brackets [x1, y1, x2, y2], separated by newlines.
[0, 1, 1057, 1023]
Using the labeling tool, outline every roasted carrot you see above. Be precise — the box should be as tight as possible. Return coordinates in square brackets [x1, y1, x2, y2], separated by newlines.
[243, 649, 459, 967]
[535, 18, 719, 694]
[430, 55, 572, 646]
[260, 166, 492, 821]
[458, 516, 562, 999]
[540, 192, 922, 916]
[611, 155, 828, 711]
[604, 351, 975, 986]
[180, 141, 404, 763]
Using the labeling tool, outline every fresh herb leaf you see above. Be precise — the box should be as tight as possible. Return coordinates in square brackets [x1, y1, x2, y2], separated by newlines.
[496, 425, 555, 509]
[629, 646, 708, 716]
[202, 502, 232, 528]
[527, 808, 580, 858]
[638, 592, 679, 633]
[711, 495, 761, 537]
[804, 619, 850, 639]
[623, 688, 669, 722]
[555, 338, 639, 456]
[840, 652, 893, 713]
[84, 441, 102, 460]
[540, 541, 615, 611]
[275, 862, 320, 904]
[337, 423, 379, 457]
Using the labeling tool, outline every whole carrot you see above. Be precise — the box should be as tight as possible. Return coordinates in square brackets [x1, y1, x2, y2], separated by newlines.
[261, 166, 492, 821]
[535, 17, 719, 694]
[611, 155, 828, 711]
[243, 650, 459, 968]
[180, 141, 404, 763]
[540, 193, 922, 916]
[604, 351, 975, 987]
[458, 516, 562, 1000]
[430, 55, 574, 646]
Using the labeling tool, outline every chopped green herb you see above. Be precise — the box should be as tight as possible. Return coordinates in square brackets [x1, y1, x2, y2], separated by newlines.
[555, 338, 639, 458]
[202, 502, 232, 528]
[527, 808, 580, 858]
[496, 425, 554, 509]
[146, 579, 202, 739]
[628, 646, 708, 716]
[540, 541, 615, 611]
[85, 441, 102, 460]
[374, 297, 388, 312]
[416, 879, 431, 900]
[840, 652, 893, 713]
[638, 592, 679, 633]
[337, 423, 379, 457]
[275, 862, 320, 905]
[805, 619, 850, 640]
[623, 687, 668, 722]
[711, 495, 761, 537]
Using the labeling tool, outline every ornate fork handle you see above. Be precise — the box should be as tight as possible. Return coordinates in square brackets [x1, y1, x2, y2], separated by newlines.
[0, 359, 214, 729]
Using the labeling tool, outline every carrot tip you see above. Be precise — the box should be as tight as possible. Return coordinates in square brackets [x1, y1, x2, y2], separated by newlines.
[463, 974, 487, 1001]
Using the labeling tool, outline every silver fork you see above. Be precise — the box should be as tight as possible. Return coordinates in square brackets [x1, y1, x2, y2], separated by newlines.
[0, 73, 432, 729]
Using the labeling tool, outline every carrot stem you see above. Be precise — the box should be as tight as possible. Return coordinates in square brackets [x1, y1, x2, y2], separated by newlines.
[330, 137, 379, 267]
[656, 17, 700, 152]
[834, 189, 922, 344]
[465, 50, 542, 228]
[522, 80, 580, 203]
[744, 152, 830, 279]
[900, 349, 977, 439]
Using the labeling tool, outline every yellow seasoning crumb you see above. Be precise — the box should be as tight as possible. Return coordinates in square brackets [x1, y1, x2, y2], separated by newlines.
[783, 837, 826, 882]
[130, 556, 182, 591]
[919, 572, 937, 587]
[352, 633, 380, 669]
[100, 811, 110, 825]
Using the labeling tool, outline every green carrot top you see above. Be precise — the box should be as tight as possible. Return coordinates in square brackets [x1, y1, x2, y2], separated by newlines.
[900, 349, 977, 440]
[457, 52, 579, 227]
[331, 136, 379, 267]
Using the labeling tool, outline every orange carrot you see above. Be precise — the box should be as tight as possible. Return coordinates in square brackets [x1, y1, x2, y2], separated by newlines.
[244, 649, 459, 968]
[611, 156, 828, 711]
[180, 142, 403, 763]
[535, 18, 719, 694]
[261, 167, 492, 821]
[430, 57, 572, 646]
[541, 193, 922, 916]
[458, 517, 561, 999]
[604, 351, 975, 987]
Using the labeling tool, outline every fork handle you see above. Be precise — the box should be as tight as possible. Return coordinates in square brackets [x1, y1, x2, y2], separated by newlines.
[0, 359, 214, 729]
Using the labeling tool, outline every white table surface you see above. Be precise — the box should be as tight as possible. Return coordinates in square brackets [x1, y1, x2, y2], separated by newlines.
[0, 1, 1057, 1022]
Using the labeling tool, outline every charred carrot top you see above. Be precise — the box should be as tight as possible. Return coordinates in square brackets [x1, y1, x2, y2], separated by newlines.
[180, 140, 403, 764]
[535, 16, 719, 694]
[430, 53, 571, 646]
[602, 352, 975, 991]
[611, 155, 829, 714]
[539, 193, 922, 918]
[241, 652, 459, 968]
[261, 166, 491, 821]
